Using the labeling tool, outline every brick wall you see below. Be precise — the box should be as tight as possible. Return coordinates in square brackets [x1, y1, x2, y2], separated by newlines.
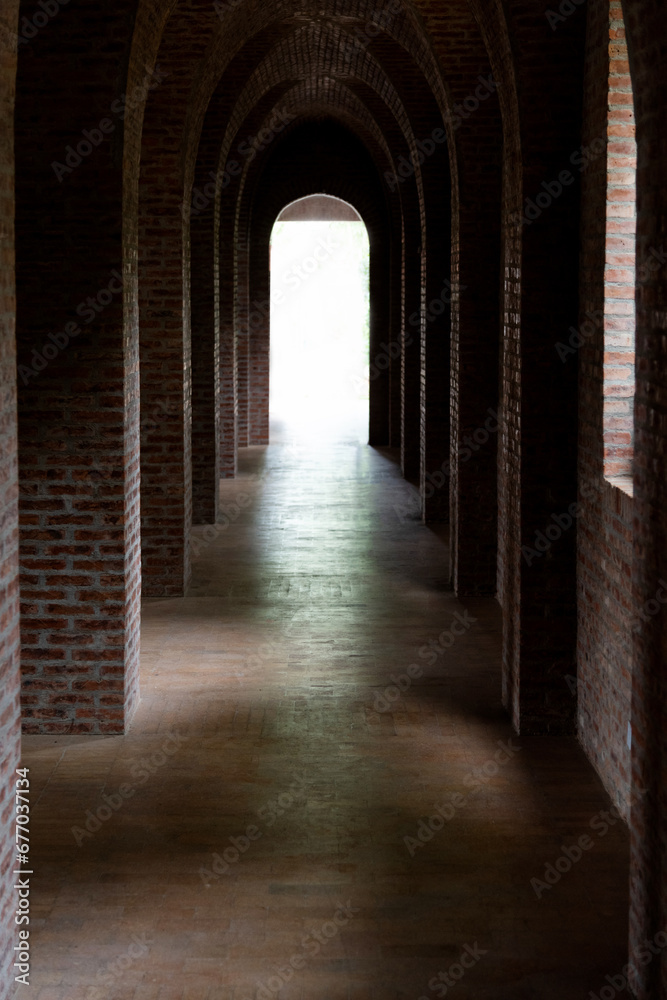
[577, 0, 634, 829]
[191, 37, 429, 480]
[220, 193, 239, 478]
[0, 5, 20, 997]
[191, 206, 221, 523]
[14, 0, 141, 734]
[180, 0, 586, 740]
[194, 16, 450, 492]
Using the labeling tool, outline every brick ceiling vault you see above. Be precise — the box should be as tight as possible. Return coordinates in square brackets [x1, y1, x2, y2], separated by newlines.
[198, 22, 425, 188]
[133, 0, 459, 224]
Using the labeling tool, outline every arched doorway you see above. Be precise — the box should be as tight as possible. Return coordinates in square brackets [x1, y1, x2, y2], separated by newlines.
[269, 194, 370, 445]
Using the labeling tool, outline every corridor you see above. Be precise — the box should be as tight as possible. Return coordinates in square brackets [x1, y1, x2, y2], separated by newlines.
[16, 427, 629, 1000]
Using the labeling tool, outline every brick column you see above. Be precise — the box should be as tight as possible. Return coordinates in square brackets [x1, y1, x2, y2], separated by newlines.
[235, 225, 250, 449]
[448, 67, 502, 595]
[421, 158, 452, 523]
[493, 9, 585, 734]
[15, 1, 140, 734]
[139, 66, 192, 596]
[191, 203, 221, 525]
[402, 224, 423, 484]
[220, 193, 238, 478]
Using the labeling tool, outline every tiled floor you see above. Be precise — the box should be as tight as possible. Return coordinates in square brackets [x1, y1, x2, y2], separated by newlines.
[16, 411, 630, 999]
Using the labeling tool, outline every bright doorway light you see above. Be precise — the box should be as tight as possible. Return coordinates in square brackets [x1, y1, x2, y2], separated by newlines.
[269, 203, 370, 444]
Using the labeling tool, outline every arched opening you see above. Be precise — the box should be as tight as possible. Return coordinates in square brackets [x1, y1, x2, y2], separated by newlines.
[269, 194, 370, 444]
[603, 0, 637, 489]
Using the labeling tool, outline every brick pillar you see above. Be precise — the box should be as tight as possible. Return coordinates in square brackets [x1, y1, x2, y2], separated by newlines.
[139, 77, 192, 596]
[15, 1, 140, 735]
[449, 83, 502, 595]
[402, 224, 423, 483]
[421, 171, 452, 523]
[0, 6, 21, 997]
[236, 224, 250, 449]
[220, 195, 238, 478]
[497, 12, 585, 734]
[191, 203, 221, 525]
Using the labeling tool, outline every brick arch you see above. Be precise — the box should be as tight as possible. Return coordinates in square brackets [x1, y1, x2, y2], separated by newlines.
[140, 1, 449, 592]
[7, 0, 519, 735]
[181, 0, 458, 175]
[236, 112, 400, 451]
[277, 194, 363, 221]
[193, 78, 410, 494]
[214, 39, 451, 485]
[135, 0, 520, 595]
[196, 78, 413, 490]
[223, 80, 424, 446]
[10, 0, 581, 740]
[192, 56, 433, 500]
[137, 0, 486, 528]
[195, 21, 439, 239]
[188, 0, 513, 548]
[228, 103, 445, 492]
